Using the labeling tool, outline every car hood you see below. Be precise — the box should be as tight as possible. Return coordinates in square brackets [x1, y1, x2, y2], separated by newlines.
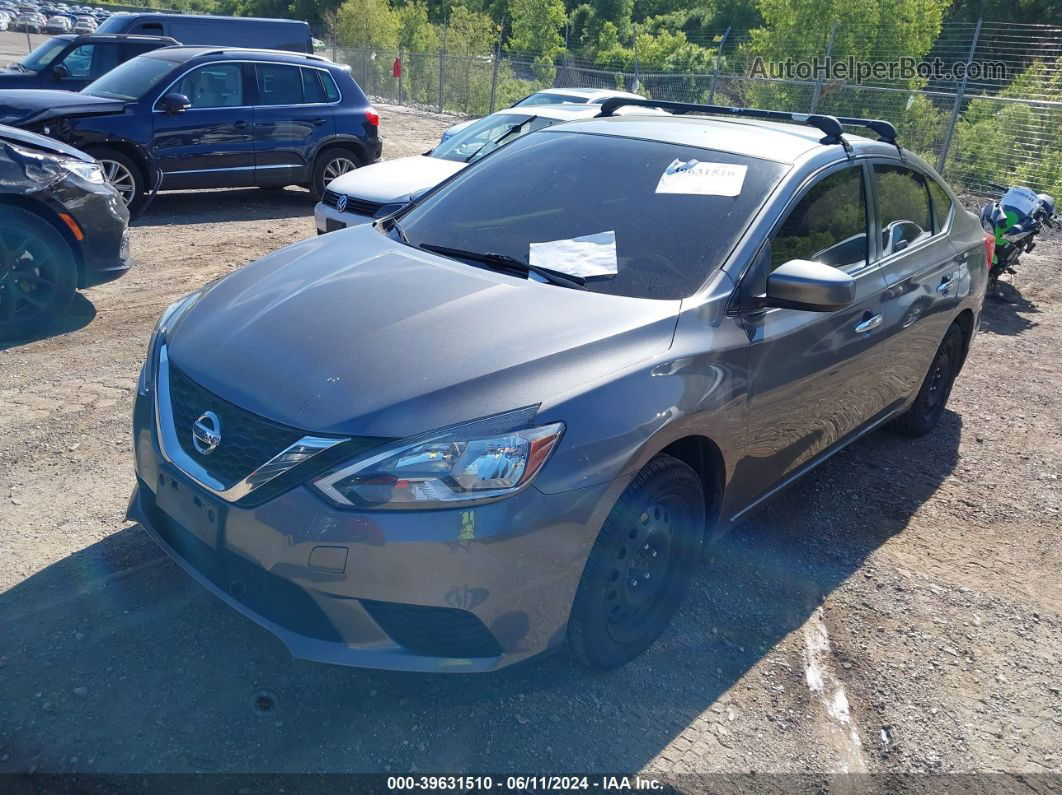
[0, 89, 124, 126]
[325, 155, 465, 203]
[167, 226, 680, 438]
[0, 69, 38, 89]
[0, 121, 93, 160]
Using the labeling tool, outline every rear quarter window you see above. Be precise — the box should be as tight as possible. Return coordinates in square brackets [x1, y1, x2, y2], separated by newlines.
[927, 178, 954, 233]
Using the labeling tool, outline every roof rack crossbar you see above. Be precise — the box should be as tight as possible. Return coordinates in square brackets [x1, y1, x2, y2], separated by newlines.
[596, 97, 898, 146]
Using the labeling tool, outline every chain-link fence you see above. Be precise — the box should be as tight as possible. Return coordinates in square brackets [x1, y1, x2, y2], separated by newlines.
[328, 20, 1061, 198]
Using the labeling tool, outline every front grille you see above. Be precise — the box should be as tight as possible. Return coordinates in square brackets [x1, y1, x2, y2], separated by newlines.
[143, 484, 342, 642]
[168, 365, 305, 489]
[321, 189, 384, 217]
[361, 600, 503, 658]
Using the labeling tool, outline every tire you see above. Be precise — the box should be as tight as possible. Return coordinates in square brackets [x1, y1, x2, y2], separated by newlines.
[310, 147, 361, 201]
[889, 323, 964, 437]
[568, 454, 705, 670]
[88, 147, 145, 216]
[0, 207, 78, 342]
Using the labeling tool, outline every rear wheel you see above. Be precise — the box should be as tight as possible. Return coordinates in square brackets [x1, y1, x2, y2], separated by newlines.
[89, 147, 145, 216]
[0, 207, 78, 342]
[310, 147, 360, 201]
[568, 455, 705, 670]
[890, 324, 964, 437]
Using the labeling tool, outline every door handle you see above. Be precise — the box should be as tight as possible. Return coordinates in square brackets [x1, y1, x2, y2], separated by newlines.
[937, 274, 955, 296]
[233, 120, 248, 129]
[953, 252, 968, 264]
[310, 117, 327, 126]
[854, 314, 883, 334]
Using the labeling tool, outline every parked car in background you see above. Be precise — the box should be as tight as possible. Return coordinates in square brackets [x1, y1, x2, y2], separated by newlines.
[73, 15, 95, 34]
[96, 12, 313, 53]
[316, 102, 666, 234]
[44, 14, 71, 33]
[440, 87, 646, 141]
[0, 10, 10, 30]
[0, 123, 130, 341]
[0, 34, 178, 91]
[129, 99, 989, 674]
[0, 47, 381, 213]
[13, 11, 45, 32]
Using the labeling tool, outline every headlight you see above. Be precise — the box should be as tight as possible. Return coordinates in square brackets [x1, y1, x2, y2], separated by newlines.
[4, 142, 104, 184]
[60, 159, 105, 184]
[313, 408, 564, 509]
[137, 289, 203, 395]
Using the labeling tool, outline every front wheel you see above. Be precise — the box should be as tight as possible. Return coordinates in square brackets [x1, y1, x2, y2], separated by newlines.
[568, 455, 705, 670]
[310, 147, 360, 201]
[0, 207, 78, 342]
[90, 147, 145, 216]
[889, 323, 964, 437]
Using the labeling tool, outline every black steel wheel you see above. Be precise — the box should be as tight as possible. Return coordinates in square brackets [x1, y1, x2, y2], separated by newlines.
[568, 454, 705, 670]
[890, 323, 964, 437]
[0, 207, 78, 342]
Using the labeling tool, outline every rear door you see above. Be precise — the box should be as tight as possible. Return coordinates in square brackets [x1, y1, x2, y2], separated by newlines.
[872, 161, 963, 406]
[150, 61, 255, 189]
[734, 161, 892, 506]
[250, 62, 334, 187]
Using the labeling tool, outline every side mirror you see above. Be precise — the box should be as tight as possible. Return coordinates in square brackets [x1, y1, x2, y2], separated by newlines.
[51, 63, 69, 80]
[766, 259, 855, 312]
[893, 238, 909, 253]
[160, 92, 191, 114]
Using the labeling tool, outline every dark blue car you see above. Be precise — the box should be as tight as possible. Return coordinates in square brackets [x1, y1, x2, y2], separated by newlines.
[0, 47, 381, 214]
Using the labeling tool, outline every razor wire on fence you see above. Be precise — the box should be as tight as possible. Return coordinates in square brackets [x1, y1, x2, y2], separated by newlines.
[329, 20, 1061, 198]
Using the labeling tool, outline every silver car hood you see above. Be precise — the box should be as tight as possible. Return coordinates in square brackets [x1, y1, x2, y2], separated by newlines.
[325, 155, 465, 203]
[167, 226, 680, 438]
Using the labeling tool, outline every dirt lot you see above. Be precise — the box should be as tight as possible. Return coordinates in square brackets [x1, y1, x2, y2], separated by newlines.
[1, 29, 1060, 781]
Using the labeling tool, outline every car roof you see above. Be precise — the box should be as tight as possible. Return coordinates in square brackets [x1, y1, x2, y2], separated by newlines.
[542, 87, 643, 100]
[151, 45, 329, 65]
[543, 115, 886, 164]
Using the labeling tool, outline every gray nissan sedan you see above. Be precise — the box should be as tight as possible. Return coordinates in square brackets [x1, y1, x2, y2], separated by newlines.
[128, 100, 990, 672]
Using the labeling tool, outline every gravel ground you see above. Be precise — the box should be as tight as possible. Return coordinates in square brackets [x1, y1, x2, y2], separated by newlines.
[1, 30, 1060, 782]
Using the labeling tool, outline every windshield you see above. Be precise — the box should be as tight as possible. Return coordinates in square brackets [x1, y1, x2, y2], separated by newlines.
[431, 112, 557, 163]
[17, 38, 67, 72]
[83, 54, 175, 101]
[399, 131, 787, 299]
[515, 92, 587, 106]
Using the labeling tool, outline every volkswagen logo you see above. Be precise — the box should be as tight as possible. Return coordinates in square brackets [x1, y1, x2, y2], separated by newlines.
[335, 193, 348, 213]
[192, 411, 221, 455]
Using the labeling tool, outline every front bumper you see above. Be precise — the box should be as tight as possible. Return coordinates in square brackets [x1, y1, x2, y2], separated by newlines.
[129, 388, 623, 672]
[51, 173, 132, 288]
[313, 201, 374, 235]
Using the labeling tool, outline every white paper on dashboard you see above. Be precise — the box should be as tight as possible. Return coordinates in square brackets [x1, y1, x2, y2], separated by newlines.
[655, 159, 747, 197]
[528, 230, 619, 278]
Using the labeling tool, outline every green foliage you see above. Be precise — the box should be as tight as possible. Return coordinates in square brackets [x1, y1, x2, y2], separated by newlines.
[950, 57, 1062, 197]
[335, 0, 399, 47]
[507, 0, 566, 61]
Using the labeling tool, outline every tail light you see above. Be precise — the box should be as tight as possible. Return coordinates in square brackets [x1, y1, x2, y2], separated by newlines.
[365, 108, 379, 128]
[984, 230, 996, 266]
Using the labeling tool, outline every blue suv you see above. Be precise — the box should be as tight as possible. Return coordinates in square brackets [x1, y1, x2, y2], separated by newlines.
[0, 47, 381, 214]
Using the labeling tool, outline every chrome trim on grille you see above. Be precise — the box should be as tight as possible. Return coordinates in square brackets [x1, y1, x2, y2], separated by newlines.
[154, 344, 344, 502]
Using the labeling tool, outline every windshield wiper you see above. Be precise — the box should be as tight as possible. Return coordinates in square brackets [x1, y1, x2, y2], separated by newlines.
[463, 117, 534, 164]
[10, 63, 28, 72]
[418, 243, 588, 290]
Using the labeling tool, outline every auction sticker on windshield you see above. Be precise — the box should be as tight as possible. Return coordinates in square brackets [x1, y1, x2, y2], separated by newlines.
[655, 159, 748, 196]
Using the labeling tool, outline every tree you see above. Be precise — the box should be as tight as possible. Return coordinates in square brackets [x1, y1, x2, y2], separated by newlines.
[334, 0, 399, 47]
[507, 0, 566, 60]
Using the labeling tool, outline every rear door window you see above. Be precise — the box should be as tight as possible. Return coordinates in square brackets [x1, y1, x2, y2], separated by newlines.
[255, 63, 303, 106]
[874, 164, 933, 256]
